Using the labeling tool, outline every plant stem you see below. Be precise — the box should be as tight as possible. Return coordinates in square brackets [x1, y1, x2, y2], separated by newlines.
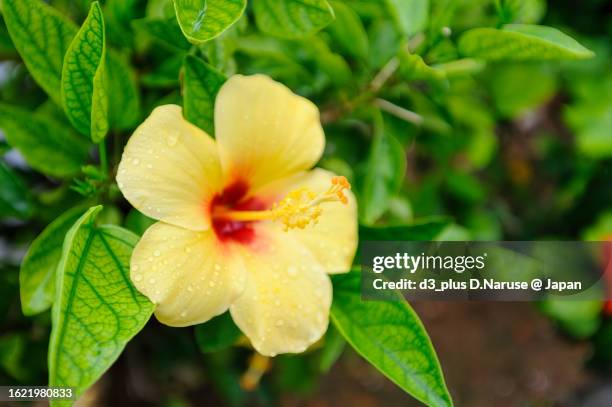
[375, 98, 424, 126]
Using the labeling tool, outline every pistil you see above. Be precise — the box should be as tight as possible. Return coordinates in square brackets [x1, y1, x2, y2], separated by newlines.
[212, 176, 351, 231]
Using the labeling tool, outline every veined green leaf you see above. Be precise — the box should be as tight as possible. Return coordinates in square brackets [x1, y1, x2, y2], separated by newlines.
[327, 1, 368, 59]
[359, 111, 407, 225]
[195, 312, 241, 353]
[49, 206, 154, 404]
[360, 218, 451, 241]
[1, 0, 77, 105]
[20, 206, 87, 316]
[385, 0, 429, 37]
[458, 24, 594, 61]
[253, 0, 335, 39]
[132, 17, 191, 50]
[183, 55, 226, 135]
[331, 272, 452, 407]
[0, 103, 90, 177]
[172, 0, 246, 44]
[61, 2, 109, 142]
[0, 160, 32, 220]
[106, 51, 140, 130]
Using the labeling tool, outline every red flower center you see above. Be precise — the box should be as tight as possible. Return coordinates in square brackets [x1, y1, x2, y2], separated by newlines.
[210, 180, 267, 244]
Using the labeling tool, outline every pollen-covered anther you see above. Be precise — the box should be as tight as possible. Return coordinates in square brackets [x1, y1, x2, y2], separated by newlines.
[271, 188, 322, 231]
[271, 176, 351, 231]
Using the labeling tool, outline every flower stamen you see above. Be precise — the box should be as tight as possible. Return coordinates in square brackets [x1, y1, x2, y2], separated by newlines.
[212, 176, 351, 231]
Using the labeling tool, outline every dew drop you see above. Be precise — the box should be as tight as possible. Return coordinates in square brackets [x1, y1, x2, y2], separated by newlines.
[132, 158, 140, 165]
[149, 278, 156, 284]
[133, 274, 143, 282]
[187, 284, 194, 292]
[209, 281, 216, 287]
[275, 319, 284, 327]
[154, 250, 161, 257]
[214, 263, 222, 271]
[287, 266, 298, 276]
[166, 133, 179, 146]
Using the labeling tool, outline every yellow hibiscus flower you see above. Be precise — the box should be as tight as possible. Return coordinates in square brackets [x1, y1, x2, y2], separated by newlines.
[116, 74, 358, 356]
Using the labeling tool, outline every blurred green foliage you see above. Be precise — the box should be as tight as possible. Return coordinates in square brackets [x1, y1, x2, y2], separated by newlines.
[0, 0, 610, 405]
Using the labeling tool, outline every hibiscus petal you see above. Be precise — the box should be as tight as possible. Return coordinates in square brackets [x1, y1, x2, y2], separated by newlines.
[117, 105, 223, 231]
[230, 228, 332, 356]
[131, 222, 246, 327]
[256, 169, 358, 274]
[215, 75, 325, 189]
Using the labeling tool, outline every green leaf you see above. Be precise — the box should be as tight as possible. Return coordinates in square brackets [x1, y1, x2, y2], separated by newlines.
[1, 0, 77, 105]
[331, 272, 452, 407]
[458, 24, 595, 61]
[49, 206, 154, 403]
[327, 1, 368, 59]
[253, 0, 335, 39]
[124, 209, 156, 236]
[0, 160, 32, 220]
[106, 51, 140, 130]
[359, 218, 451, 241]
[385, 0, 429, 36]
[318, 325, 345, 372]
[489, 62, 557, 118]
[182, 55, 226, 135]
[359, 111, 407, 225]
[540, 299, 601, 339]
[172, 0, 246, 44]
[195, 312, 242, 353]
[0, 333, 26, 381]
[0, 103, 90, 177]
[132, 17, 191, 50]
[61, 2, 109, 142]
[398, 49, 445, 81]
[20, 206, 87, 316]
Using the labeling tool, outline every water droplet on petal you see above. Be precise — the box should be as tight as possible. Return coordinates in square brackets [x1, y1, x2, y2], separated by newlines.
[132, 158, 140, 165]
[214, 263, 221, 271]
[149, 278, 156, 284]
[166, 133, 179, 146]
[133, 274, 142, 282]
[209, 281, 216, 287]
[154, 250, 161, 257]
